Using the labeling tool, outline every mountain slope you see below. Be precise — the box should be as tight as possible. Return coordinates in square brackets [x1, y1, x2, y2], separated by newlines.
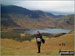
[1, 5, 63, 18]
[1, 14, 20, 28]
[1, 5, 74, 29]
[56, 15, 74, 29]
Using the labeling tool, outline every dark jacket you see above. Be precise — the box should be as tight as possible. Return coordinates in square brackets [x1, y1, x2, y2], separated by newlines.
[36, 34, 42, 39]
[36, 34, 42, 42]
[36, 34, 45, 43]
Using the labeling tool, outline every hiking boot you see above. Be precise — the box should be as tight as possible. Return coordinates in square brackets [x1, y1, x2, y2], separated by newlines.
[37, 52, 40, 53]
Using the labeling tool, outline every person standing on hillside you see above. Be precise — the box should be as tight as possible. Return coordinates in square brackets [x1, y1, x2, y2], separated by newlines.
[36, 31, 45, 53]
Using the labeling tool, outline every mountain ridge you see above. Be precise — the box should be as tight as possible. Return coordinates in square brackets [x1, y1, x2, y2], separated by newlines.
[1, 5, 63, 18]
[1, 5, 74, 29]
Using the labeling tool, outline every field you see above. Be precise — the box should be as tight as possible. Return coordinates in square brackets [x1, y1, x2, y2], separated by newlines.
[1, 31, 74, 55]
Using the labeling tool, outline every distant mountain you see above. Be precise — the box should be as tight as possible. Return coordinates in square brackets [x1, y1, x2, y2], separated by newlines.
[1, 5, 63, 18]
[1, 5, 74, 29]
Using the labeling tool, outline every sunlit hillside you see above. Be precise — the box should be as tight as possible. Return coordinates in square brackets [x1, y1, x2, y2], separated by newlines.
[1, 31, 74, 55]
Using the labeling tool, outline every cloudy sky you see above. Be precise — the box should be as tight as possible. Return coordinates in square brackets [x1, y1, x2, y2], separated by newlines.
[1, 0, 75, 15]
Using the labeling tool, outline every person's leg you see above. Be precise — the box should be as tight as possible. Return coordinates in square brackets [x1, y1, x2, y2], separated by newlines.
[37, 42, 41, 53]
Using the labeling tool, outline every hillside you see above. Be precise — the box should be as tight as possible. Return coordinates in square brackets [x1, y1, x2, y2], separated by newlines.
[1, 31, 74, 55]
[1, 5, 74, 29]
[56, 15, 74, 29]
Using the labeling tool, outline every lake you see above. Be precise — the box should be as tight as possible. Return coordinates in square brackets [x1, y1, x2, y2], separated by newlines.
[24, 28, 72, 34]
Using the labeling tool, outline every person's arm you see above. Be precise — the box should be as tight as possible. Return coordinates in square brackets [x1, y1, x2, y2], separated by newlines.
[40, 34, 43, 39]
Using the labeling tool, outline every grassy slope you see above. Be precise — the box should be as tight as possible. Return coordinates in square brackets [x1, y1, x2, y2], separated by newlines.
[1, 31, 74, 55]
[2, 14, 74, 29]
